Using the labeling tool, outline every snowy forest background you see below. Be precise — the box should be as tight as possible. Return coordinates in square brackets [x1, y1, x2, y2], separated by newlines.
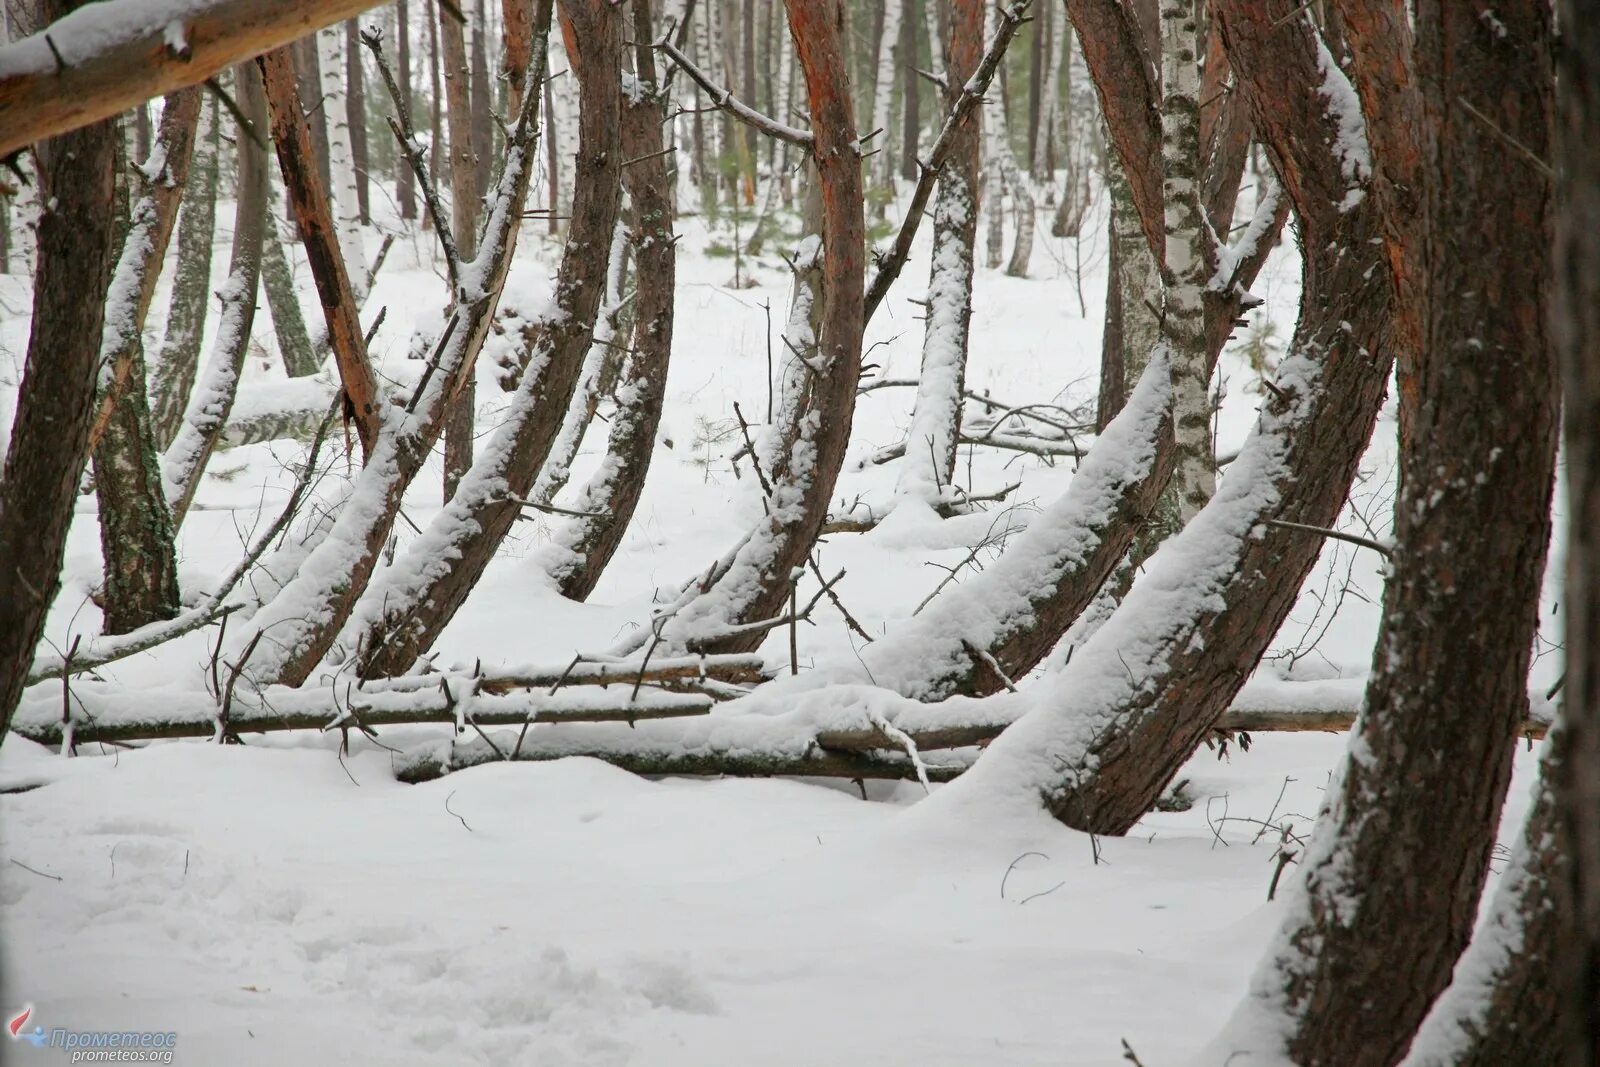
[0, 0, 1597, 1064]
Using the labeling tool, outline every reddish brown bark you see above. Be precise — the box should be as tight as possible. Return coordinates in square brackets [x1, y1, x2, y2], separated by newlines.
[1030, 2, 1394, 835]
[353, 0, 622, 676]
[260, 45, 383, 460]
[686, 0, 865, 654]
[551, 0, 675, 602]
[1237, 1, 1560, 1063]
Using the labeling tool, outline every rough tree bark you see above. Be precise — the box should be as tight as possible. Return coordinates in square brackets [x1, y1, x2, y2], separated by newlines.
[342, 0, 617, 678]
[648, 0, 865, 657]
[260, 45, 384, 459]
[470, 0, 494, 199]
[0, 86, 118, 741]
[262, 219, 320, 377]
[150, 93, 220, 449]
[441, 0, 481, 497]
[1553, 0, 1600, 1058]
[91, 87, 203, 634]
[542, 0, 677, 602]
[162, 62, 270, 528]
[1398, 732, 1569, 1066]
[1156, 0, 1210, 524]
[894, 0, 980, 508]
[1208, 2, 1559, 1063]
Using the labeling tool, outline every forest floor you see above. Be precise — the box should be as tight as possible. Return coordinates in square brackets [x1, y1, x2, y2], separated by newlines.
[0, 181, 1561, 1063]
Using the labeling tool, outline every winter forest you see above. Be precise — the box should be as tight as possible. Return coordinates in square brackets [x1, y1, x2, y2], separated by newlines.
[0, 0, 1596, 1062]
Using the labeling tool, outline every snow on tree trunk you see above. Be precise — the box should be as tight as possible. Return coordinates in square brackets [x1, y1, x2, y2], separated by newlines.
[162, 63, 270, 529]
[440, 0, 481, 498]
[540, 25, 678, 602]
[895, 0, 981, 510]
[91, 87, 203, 635]
[1201, 4, 1558, 1063]
[924, 6, 1392, 837]
[1157, 0, 1210, 525]
[1399, 732, 1568, 1066]
[318, 23, 367, 299]
[150, 93, 220, 450]
[343, 0, 621, 679]
[233, 9, 555, 688]
[643, 0, 865, 657]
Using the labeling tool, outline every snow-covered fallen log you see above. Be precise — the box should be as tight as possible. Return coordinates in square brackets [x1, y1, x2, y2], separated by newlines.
[11, 679, 717, 746]
[0, 0, 392, 157]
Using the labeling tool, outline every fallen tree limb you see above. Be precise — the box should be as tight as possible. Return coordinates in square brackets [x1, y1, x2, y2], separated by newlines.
[10, 680, 714, 746]
[0, 0, 392, 158]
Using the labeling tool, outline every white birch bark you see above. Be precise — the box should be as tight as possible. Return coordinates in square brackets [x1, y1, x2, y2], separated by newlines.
[317, 24, 367, 301]
[1158, 0, 1212, 523]
[869, 0, 904, 191]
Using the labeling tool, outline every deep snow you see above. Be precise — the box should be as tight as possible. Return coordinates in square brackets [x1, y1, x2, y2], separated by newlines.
[0, 159, 1562, 1062]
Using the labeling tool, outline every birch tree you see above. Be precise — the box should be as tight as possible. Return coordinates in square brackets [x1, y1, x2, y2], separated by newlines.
[318, 23, 368, 299]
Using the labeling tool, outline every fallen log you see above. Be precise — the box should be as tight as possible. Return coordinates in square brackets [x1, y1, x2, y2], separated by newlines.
[11, 680, 715, 746]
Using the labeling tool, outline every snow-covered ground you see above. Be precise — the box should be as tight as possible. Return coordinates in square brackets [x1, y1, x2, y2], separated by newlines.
[0, 177, 1560, 1063]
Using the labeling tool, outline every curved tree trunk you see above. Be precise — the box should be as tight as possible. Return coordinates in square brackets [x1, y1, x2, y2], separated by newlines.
[150, 93, 220, 450]
[894, 0, 981, 508]
[650, 0, 865, 657]
[935, 2, 1393, 834]
[1207, 2, 1558, 1063]
[91, 87, 203, 634]
[0, 83, 118, 741]
[162, 62, 270, 529]
[346, 0, 622, 678]
[235, 5, 555, 687]
[545, 5, 677, 602]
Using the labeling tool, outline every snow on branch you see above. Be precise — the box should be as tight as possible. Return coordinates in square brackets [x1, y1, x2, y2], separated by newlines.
[653, 30, 814, 148]
[864, 0, 1033, 323]
[0, 0, 390, 157]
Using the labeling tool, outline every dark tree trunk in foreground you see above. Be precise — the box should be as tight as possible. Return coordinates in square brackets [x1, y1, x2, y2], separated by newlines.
[547, 0, 676, 602]
[0, 103, 118, 740]
[1553, 0, 1600, 1059]
[1399, 733, 1569, 1066]
[91, 87, 204, 633]
[1229, 2, 1559, 1063]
